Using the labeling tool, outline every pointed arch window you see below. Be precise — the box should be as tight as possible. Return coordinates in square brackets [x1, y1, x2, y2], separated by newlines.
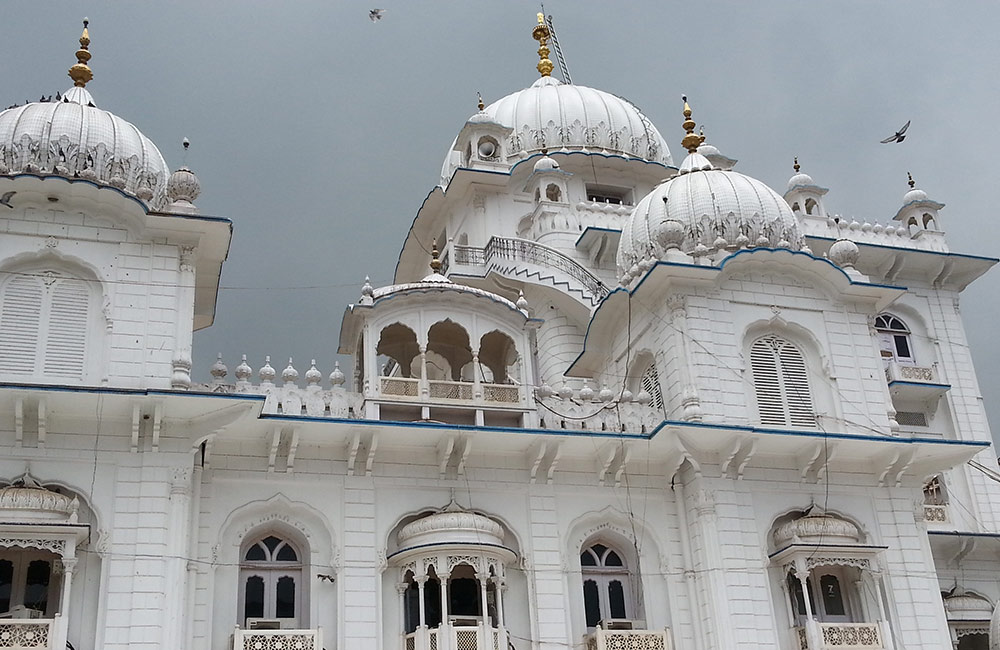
[750, 335, 815, 428]
[639, 364, 664, 411]
[0, 270, 94, 380]
[874, 314, 913, 363]
[581, 543, 633, 628]
[239, 534, 303, 626]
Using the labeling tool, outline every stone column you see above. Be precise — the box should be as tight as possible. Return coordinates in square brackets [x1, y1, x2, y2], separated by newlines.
[471, 350, 482, 400]
[419, 346, 429, 397]
[171, 245, 197, 389]
[795, 563, 820, 650]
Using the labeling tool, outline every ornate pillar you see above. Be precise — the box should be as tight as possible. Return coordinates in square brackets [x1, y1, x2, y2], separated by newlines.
[419, 345, 429, 397]
[477, 572, 489, 619]
[667, 295, 702, 421]
[493, 577, 506, 628]
[794, 562, 820, 650]
[471, 350, 482, 400]
[416, 575, 428, 628]
[397, 582, 408, 635]
[439, 572, 450, 627]
[871, 570, 896, 650]
[171, 245, 197, 389]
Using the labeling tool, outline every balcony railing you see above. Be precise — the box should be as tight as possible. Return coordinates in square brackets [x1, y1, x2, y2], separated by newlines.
[233, 628, 322, 650]
[884, 361, 949, 402]
[585, 626, 672, 650]
[0, 620, 52, 650]
[379, 377, 522, 405]
[793, 623, 884, 650]
[403, 624, 506, 650]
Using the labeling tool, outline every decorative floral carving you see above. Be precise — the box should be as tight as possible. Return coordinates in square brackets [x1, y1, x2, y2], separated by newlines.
[0, 621, 51, 649]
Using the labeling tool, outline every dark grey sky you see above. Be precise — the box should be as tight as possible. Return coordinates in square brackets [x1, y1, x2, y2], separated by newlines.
[7, 2, 999, 438]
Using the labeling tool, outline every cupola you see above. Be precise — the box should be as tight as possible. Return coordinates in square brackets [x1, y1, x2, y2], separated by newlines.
[0, 21, 171, 208]
[783, 157, 829, 218]
[892, 172, 944, 235]
[525, 151, 571, 204]
[617, 98, 803, 286]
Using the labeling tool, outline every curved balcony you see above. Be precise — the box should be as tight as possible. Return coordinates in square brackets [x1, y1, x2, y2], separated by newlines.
[232, 628, 322, 650]
[792, 622, 885, 650]
[446, 237, 609, 306]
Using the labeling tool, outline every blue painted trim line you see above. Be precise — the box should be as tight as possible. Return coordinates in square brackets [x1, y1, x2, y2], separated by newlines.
[887, 380, 951, 390]
[0, 382, 265, 401]
[928, 530, 1000, 538]
[809, 236, 999, 264]
[260, 409, 986, 448]
[575, 226, 623, 247]
[388, 540, 515, 560]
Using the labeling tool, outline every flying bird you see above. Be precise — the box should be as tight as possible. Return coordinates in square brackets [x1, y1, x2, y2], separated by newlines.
[880, 120, 911, 144]
[369, 8, 386, 21]
[0, 191, 15, 209]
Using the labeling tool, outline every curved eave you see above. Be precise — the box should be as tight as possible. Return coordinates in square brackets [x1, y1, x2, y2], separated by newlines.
[783, 183, 829, 198]
[568, 249, 906, 377]
[893, 199, 946, 222]
[806, 236, 998, 290]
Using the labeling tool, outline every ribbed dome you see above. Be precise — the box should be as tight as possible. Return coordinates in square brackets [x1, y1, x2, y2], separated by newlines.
[0, 86, 170, 208]
[441, 76, 672, 184]
[617, 152, 804, 284]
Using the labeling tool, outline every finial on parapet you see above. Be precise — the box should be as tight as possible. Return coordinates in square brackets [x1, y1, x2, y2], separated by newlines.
[681, 95, 705, 154]
[907, 171, 915, 188]
[532, 13, 554, 77]
[477, 92, 485, 112]
[794, 157, 800, 173]
[430, 239, 442, 272]
[68, 18, 94, 88]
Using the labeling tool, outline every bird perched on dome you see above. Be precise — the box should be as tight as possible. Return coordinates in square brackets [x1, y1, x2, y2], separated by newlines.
[880, 120, 911, 144]
[0, 192, 15, 209]
[369, 8, 386, 21]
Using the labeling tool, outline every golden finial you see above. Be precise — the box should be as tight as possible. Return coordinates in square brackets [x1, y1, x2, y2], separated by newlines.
[68, 18, 94, 88]
[793, 157, 800, 173]
[531, 12, 554, 77]
[680, 95, 705, 154]
[907, 171, 915, 188]
[477, 92, 485, 112]
[430, 239, 442, 272]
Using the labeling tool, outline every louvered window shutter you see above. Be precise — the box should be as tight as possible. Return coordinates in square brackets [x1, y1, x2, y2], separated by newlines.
[750, 335, 815, 427]
[0, 272, 91, 380]
[0, 276, 44, 374]
[640, 363, 664, 411]
[43, 278, 90, 378]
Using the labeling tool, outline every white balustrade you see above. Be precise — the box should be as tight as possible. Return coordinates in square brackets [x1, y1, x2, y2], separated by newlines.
[232, 627, 322, 650]
[793, 623, 883, 650]
[0, 620, 52, 650]
[584, 627, 672, 650]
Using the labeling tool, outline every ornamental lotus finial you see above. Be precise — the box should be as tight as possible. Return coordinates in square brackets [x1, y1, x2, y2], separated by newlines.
[68, 18, 94, 88]
[793, 157, 800, 173]
[531, 13, 554, 77]
[430, 239, 442, 272]
[907, 171, 915, 189]
[680, 95, 705, 154]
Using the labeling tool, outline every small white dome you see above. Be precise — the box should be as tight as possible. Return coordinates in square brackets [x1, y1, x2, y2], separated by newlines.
[442, 76, 672, 184]
[0, 86, 170, 208]
[533, 154, 560, 172]
[787, 171, 815, 191]
[773, 511, 861, 547]
[617, 151, 804, 281]
[903, 187, 928, 204]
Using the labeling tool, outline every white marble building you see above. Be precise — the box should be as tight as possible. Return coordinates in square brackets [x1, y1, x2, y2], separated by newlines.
[1, 15, 999, 650]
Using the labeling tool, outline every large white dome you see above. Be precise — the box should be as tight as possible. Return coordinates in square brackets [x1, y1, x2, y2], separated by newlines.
[617, 151, 804, 284]
[441, 76, 672, 185]
[0, 87, 170, 208]
[0, 23, 170, 209]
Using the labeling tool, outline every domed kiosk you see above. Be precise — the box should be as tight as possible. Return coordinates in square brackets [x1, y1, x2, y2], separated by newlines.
[0, 21, 170, 209]
[390, 501, 516, 650]
[617, 99, 804, 286]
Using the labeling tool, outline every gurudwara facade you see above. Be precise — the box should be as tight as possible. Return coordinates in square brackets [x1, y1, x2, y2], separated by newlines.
[1, 15, 999, 650]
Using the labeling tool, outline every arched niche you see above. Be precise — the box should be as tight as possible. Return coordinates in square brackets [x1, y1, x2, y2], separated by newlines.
[377, 322, 420, 378]
[477, 330, 519, 384]
[427, 320, 472, 381]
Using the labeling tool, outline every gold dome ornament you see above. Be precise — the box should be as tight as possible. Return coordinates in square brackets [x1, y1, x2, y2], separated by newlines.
[680, 95, 705, 154]
[68, 18, 94, 88]
[531, 13, 554, 77]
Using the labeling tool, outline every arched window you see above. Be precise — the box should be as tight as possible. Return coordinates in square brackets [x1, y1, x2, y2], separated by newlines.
[749, 335, 815, 427]
[239, 534, 303, 627]
[804, 198, 818, 215]
[581, 543, 633, 628]
[874, 314, 913, 363]
[0, 550, 56, 616]
[0, 269, 95, 380]
[545, 184, 562, 202]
